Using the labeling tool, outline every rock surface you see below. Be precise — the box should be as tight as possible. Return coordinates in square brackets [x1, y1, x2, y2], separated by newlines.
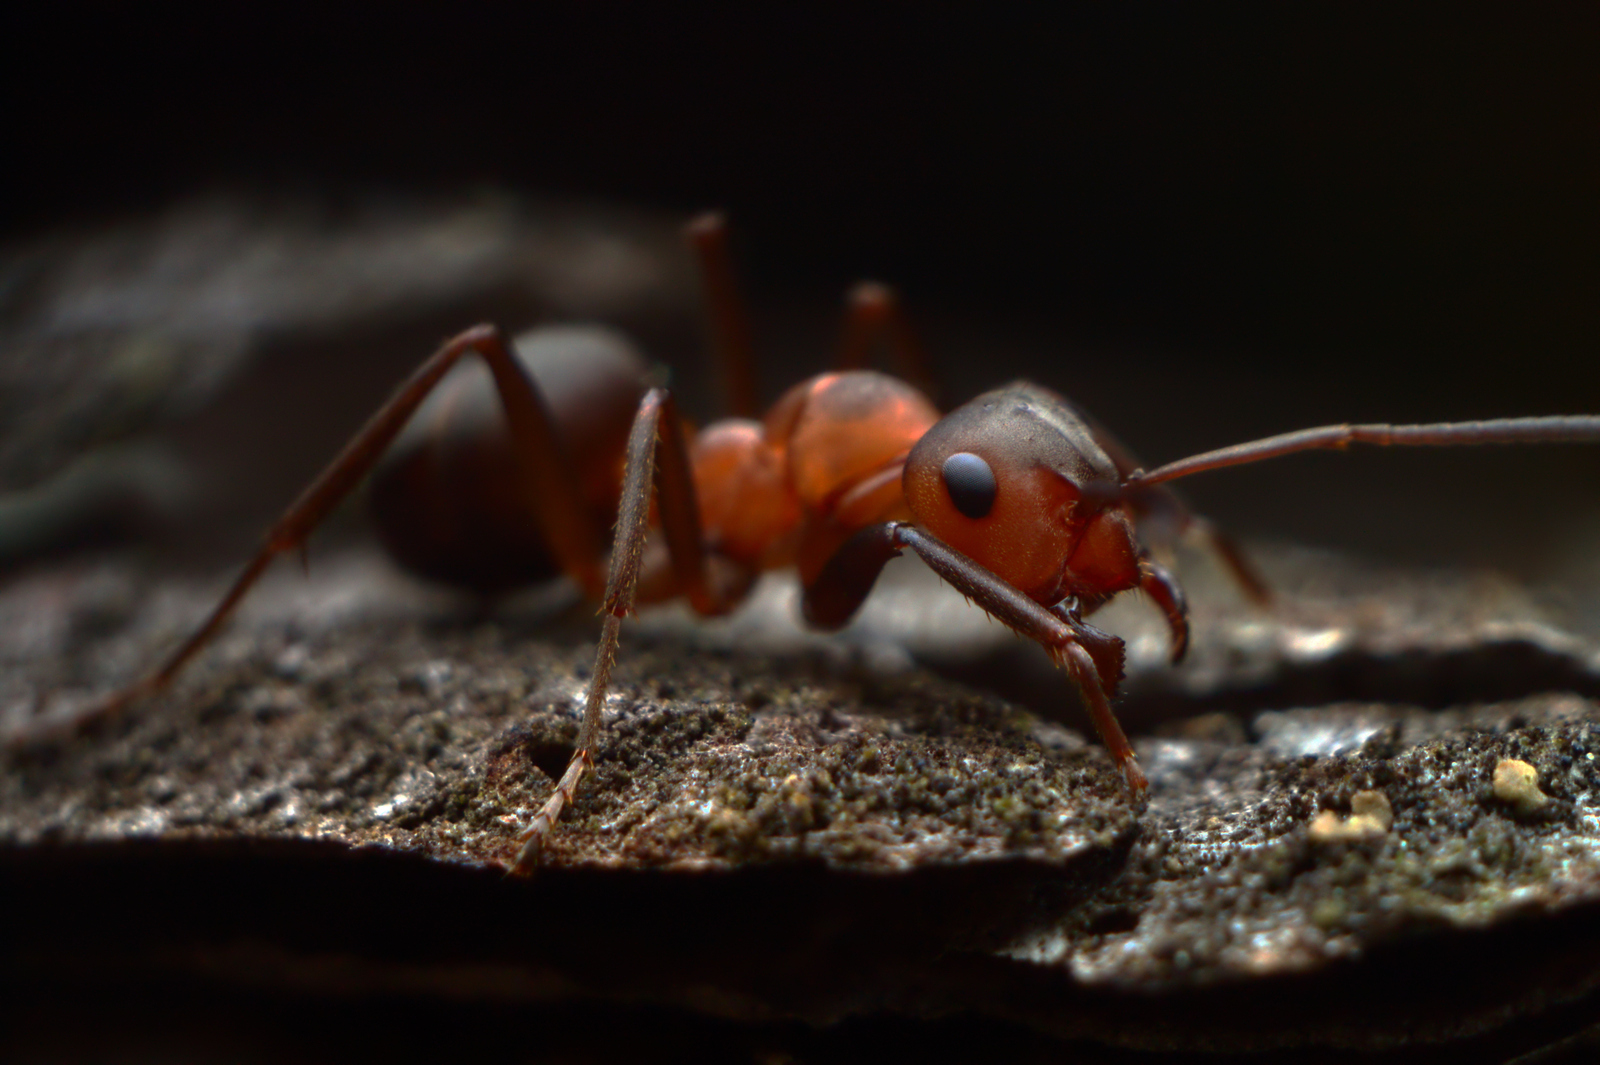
[5, 545, 1600, 1060]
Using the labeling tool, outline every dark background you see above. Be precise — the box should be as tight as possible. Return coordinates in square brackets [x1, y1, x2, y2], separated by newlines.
[5, 2, 1599, 576]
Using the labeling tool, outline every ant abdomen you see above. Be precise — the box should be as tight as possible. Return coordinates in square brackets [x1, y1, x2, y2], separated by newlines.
[369, 325, 647, 594]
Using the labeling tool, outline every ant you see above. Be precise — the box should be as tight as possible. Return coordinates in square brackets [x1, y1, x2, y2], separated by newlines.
[65, 213, 1600, 875]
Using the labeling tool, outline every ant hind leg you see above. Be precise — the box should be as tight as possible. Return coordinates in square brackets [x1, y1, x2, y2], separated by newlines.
[37, 325, 603, 746]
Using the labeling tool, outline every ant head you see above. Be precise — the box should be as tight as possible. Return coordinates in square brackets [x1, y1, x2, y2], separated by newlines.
[904, 384, 1140, 604]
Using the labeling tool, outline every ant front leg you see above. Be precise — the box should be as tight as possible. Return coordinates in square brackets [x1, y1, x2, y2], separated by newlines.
[510, 386, 745, 873]
[804, 522, 1149, 795]
[54, 325, 607, 743]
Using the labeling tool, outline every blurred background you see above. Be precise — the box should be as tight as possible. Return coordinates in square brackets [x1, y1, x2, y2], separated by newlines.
[3, 3, 1597, 584]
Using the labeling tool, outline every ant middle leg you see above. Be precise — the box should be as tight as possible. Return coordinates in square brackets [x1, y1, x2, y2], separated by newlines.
[510, 386, 753, 873]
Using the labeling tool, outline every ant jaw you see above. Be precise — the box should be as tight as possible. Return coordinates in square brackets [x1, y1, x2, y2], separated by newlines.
[1136, 561, 1190, 665]
[1062, 508, 1142, 601]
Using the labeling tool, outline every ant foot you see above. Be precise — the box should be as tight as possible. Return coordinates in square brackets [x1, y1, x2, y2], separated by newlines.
[508, 747, 592, 875]
[1118, 753, 1149, 795]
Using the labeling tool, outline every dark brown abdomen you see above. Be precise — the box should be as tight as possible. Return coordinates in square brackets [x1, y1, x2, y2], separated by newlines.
[370, 325, 646, 595]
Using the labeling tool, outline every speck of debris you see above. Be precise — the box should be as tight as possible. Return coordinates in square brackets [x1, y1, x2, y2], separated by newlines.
[1492, 757, 1550, 816]
[1308, 788, 1393, 841]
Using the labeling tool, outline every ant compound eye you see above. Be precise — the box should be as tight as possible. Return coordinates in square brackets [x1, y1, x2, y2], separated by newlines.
[942, 452, 997, 519]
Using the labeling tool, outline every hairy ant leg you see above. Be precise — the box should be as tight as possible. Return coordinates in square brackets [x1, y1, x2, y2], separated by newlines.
[511, 386, 750, 873]
[78, 325, 609, 735]
[802, 521, 1148, 794]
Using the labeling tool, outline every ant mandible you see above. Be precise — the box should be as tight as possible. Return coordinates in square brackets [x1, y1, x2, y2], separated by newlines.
[77, 213, 1600, 875]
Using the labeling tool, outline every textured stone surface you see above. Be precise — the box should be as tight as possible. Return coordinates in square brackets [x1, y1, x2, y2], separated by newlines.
[2, 607, 1133, 877]
[6, 545, 1600, 1058]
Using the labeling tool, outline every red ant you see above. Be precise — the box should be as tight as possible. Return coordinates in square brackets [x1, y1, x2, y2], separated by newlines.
[73, 214, 1600, 874]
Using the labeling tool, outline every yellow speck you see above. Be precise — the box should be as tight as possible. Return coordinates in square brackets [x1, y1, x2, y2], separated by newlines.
[1350, 790, 1393, 831]
[707, 807, 751, 839]
[1309, 790, 1393, 841]
[1492, 758, 1549, 815]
